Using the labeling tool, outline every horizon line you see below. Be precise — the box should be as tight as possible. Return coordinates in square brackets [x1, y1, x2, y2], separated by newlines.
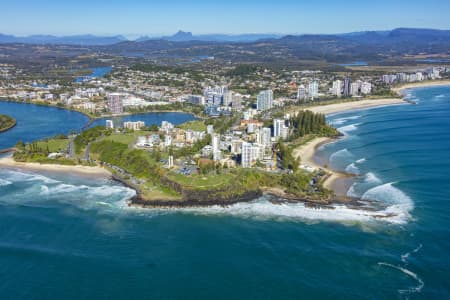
[2, 27, 450, 40]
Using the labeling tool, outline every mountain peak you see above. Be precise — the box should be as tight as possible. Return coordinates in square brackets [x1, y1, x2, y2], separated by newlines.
[168, 30, 194, 41]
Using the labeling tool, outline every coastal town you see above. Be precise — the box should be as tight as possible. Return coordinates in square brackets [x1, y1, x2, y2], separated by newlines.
[0, 61, 448, 118]
[3, 2, 450, 298]
[1, 58, 449, 205]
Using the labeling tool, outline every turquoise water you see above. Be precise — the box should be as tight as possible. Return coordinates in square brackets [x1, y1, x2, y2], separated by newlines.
[1, 87, 450, 299]
[338, 61, 369, 67]
[75, 67, 112, 83]
[0, 101, 196, 149]
[0, 101, 89, 149]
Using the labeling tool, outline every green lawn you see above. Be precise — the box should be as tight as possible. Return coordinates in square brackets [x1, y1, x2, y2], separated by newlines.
[26, 139, 69, 153]
[101, 130, 154, 146]
[139, 181, 183, 200]
[178, 120, 206, 132]
[168, 172, 235, 189]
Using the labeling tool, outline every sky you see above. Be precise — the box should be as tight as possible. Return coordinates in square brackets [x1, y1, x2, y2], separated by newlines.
[2, 0, 450, 38]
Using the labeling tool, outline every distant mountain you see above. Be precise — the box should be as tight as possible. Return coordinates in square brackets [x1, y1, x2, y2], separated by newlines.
[165, 30, 195, 42]
[2, 28, 450, 61]
[0, 34, 127, 45]
[101, 27, 450, 66]
[136, 31, 282, 43]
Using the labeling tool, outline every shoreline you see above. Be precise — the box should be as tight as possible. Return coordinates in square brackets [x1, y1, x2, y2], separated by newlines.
[299, 79, 450, 198]
[0, 118, 17, 133]
[2, 79, 449, 209]
[0, 156, 111, 178]
[0, 98, 203, 124]
[392, 79, 450, 95]
[305, 98, 406, 115]
[292, 137, 354, 197]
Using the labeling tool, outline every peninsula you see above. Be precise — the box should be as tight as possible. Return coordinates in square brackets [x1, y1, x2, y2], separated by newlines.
[0, 114, 16, 132]
[1, 44, 449, 208]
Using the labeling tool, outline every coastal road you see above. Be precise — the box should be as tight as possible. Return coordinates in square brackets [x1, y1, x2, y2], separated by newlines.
[67, 136, 75, 158]
[84, 143, 91, 162]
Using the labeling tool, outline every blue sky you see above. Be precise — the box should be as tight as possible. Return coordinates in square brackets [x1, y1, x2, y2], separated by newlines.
[2, 0, 450, 37]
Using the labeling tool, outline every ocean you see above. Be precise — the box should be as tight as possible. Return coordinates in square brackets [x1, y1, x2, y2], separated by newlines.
[0, 86, 450, 299]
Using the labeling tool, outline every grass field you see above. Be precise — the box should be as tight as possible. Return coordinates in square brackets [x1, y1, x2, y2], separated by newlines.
[178, 120, 207, 132]
[168, 172, 235, 189]
[26, 139, 69, 153]
[100, 130, 154, 146]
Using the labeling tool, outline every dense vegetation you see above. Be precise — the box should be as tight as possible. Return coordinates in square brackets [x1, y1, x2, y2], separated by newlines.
[74, 126, 111, 154]
[13, 138, 75, 165]
[225, 64, 261, 76]
[125, 102, 204, 116]
[288, 110, 339, 140]
[173, 134, 211, 159]
[131, 63, 204, 80]
[205, 114, 241, 134]
[276, 140, 300, 171]
[0, 114, 16, 132]
[90, 140, 162, 181]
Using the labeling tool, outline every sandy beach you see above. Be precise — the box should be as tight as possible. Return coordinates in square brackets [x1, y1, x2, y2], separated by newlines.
[292, 98, 409, 194]
[305, 98, 406, 115]
[294, 79, 450, 197]
[0, 156, 111, 178]
[393, 79, 450, 94]
[292, 137, 351, 194]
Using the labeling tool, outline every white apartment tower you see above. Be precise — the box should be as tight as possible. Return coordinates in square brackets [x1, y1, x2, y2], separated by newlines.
[332, 80, 342, 97]
[256, 90, 273, 111]
[212, 134, 221, 161]
[297, 85, 307, 101]
[107, 93, 124, 114]
[308, 81, 319, 99]
[241, 142, 253, 168]
[273, 119, 285, 138]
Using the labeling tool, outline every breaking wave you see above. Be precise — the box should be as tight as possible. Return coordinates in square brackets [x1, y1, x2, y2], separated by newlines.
[0, 178, 12, 186]
[364, 172, 382, 185]
[0, 165, 413, 225]
[2, 169, 60, 184]
[157, 197, 411, 225]
[356, 158, 366, 164]
[329, 148, 353, 164]
[329, 115, 361, 126]
[345, 163, 360, 175]
[338, 123, 361, 135]
[0, 169, 135, 213]
[401, 244, 423, 264]
[378, 262, 424, 294]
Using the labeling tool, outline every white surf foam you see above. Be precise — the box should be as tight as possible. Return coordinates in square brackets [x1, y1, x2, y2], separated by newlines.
[401, 244, 423, 263]
[329, 148, 353, 164]
[346, 172, 381, 199]
[44, 183, 89, 194]
[364, 172, 382, 185]
[0, 178, 12, 186]
[356, 158, 366, 164]
[362, 182, 413, 222]
[4, 170, 60, 184]
[346, 183, 360, 198]
[362, 182, 412, 205]
[40, 185, 49, 194]
[330, 115, 361, 126]
[146, 196, 412, 225]
[338, 123, 361, 135]
[378, 262, 424, 294]
[345, 163, 360, 175]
